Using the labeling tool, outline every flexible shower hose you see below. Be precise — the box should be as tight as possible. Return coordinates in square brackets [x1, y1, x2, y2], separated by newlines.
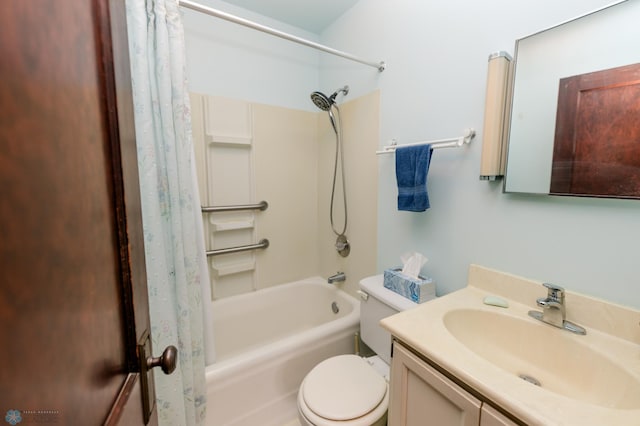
[329, 104, 347, 237]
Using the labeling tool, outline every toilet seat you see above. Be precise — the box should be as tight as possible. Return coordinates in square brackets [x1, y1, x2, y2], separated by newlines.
[298, 355, 388, 426]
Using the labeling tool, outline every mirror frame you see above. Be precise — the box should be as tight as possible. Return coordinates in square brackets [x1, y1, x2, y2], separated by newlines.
[503, 0, 640, 196]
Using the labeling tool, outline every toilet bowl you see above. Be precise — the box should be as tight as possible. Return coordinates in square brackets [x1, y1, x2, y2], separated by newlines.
[297, 355, 388, 426]
[296, 275, 417, 426]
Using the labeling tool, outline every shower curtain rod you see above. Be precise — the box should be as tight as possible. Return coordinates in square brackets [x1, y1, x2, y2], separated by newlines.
[178, 0, 386, 72]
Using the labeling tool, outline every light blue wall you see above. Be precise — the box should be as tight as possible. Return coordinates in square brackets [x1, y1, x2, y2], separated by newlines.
[320, 0, 640, 309]
[182, 0, 640, 309]
[182, 0, 321, 111]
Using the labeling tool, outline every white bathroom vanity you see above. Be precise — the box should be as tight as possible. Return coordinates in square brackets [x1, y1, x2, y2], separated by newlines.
[382, 264, 640, 426]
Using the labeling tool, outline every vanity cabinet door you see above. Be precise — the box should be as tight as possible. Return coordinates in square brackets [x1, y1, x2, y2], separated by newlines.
[480, 405, 518, 426]
[389, 342, 481, 426]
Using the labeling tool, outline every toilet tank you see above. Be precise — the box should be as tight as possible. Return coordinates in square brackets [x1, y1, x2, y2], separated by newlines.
[359, 275, 417, 364]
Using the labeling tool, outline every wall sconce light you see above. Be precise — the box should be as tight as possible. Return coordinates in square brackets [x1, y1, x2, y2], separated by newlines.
[480, 51, 512, 181]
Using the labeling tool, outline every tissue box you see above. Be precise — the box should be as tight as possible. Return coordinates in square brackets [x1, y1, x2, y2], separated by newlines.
[383, 268, 436, 303]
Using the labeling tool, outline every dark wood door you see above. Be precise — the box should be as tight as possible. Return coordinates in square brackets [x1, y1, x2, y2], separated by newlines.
[0, 1, 159, 424]
[550, 62, 640, 198]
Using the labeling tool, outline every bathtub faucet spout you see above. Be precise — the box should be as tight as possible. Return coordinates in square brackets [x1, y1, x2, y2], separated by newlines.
[327, 272, 346, 284]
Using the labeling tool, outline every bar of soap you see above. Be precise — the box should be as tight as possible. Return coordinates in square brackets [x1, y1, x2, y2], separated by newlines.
[483, 295, 509, 308]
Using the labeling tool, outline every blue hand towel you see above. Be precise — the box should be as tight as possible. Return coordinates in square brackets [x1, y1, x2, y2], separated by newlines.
[395, 144, 433, 212]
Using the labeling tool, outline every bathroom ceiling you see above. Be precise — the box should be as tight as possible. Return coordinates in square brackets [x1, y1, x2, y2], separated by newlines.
[221, 0, 360, 33]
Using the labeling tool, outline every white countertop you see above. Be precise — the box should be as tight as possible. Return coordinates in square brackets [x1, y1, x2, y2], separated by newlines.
[380, 264, 640, 426]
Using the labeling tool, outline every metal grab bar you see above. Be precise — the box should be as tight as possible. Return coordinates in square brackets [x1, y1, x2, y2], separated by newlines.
[201, 200, 268, 213]
[206, 239, 269, 257]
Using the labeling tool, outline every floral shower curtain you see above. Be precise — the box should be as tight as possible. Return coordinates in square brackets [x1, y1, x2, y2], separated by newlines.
[126, 0, 212, 424]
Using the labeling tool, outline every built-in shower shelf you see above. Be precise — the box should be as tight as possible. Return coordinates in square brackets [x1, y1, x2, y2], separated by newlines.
[209, 218, 254, 231]
[211, 261, 255, 277]
[206, 134, 252, 147]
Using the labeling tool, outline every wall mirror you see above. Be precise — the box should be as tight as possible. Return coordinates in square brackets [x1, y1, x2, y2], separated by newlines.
[503, 0, 640, 197]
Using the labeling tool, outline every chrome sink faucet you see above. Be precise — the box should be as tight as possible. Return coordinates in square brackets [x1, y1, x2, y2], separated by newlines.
[536, 282, 565, 327]
[528, 283, 586, 335]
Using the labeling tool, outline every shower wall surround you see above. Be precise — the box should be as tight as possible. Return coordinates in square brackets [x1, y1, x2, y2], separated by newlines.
[190, 92, 379, 299]
[317, 91, 380, 297]
[191, 94, 261, 298]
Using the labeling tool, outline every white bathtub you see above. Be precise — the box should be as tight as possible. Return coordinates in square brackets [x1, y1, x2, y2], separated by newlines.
[205, 277, 360, 426]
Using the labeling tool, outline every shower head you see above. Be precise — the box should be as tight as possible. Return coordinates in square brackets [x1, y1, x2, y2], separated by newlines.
[310, 91, 333, 111]
[310, 85, 349, 111]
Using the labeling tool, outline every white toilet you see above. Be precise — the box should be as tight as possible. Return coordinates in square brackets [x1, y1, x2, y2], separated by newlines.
[297, 275, 417, 426]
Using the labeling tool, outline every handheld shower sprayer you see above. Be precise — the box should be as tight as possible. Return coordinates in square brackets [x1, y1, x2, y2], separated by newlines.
[309, 85, 351, 257]
[310, 86, 349, 134]
[310, 86, 349, 112]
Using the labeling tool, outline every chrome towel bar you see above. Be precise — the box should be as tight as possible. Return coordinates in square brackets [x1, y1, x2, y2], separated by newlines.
[206, 239, 269, 257]
[201, 200, 268, 213]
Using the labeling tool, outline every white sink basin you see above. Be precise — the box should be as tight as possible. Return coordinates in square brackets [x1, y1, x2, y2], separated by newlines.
[443, 308, 640, 409]
[380, 265, 640, 425]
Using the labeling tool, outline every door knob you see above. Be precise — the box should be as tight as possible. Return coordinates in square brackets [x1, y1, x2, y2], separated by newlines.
[147, 345, 177, 374]
[138, 331, 178, 423]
